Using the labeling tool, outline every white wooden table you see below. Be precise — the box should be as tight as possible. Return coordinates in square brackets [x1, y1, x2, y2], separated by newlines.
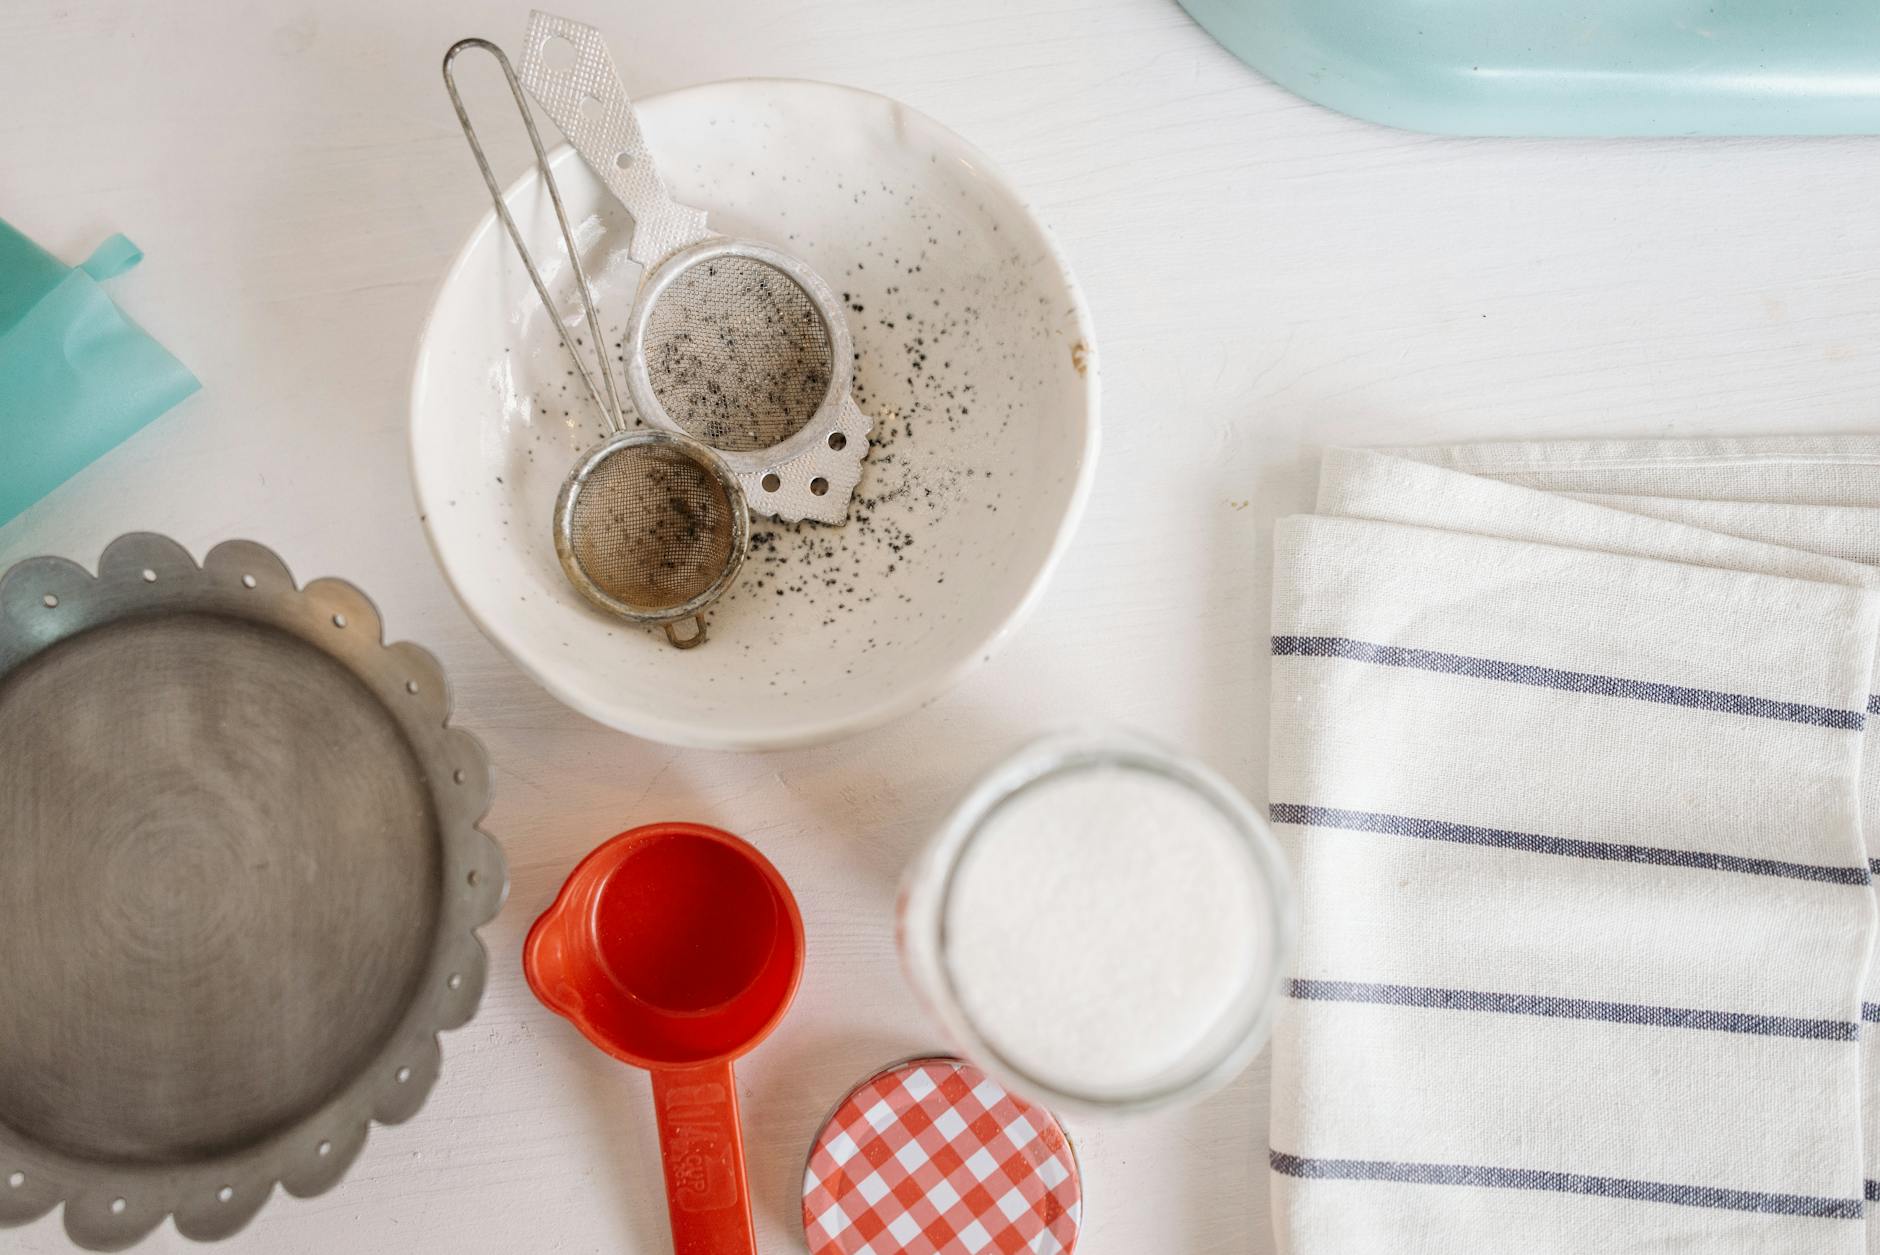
[4, 2, 1879, 1251]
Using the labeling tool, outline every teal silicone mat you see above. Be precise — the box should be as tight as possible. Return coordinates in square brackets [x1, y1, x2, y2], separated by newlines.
[1179, 0, 1880, 136]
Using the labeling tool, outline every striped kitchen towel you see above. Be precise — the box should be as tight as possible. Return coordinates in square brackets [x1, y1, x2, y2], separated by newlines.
[1390, 435, 1880, 1254]
[1269, 440, 1880, 1255]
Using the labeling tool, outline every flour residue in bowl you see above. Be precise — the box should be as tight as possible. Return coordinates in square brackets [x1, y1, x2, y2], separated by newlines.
[511, 198, 1044, 689]
[422, 85, 1098, 744]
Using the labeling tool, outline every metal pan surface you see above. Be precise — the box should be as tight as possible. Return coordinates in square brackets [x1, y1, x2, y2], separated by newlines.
[0, 533, 504, 1251]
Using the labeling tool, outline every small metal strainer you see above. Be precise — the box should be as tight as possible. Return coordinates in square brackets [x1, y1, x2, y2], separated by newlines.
[553, 430, 748, 645]
[444, 38, 748, 649]
[516, 11, 874, 525]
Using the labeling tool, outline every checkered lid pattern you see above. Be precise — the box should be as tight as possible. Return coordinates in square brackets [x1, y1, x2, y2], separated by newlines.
[802, 1056, 1082, 1255]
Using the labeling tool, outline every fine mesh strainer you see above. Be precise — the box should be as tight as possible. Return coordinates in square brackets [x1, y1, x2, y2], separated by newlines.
[639, 255, 833, 453]
[445, 38, 748, 649]
[516, 10, 874, 525]
[553, 430, 748, 646]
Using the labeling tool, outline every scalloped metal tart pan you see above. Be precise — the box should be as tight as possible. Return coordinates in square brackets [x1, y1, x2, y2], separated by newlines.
[0, 534, 505, 1251]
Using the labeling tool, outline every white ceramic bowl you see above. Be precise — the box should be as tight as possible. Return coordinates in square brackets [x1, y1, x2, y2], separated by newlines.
[411, 79, 1098, 750]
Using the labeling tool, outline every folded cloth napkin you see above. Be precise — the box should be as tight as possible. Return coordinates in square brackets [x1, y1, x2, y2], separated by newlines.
[1270, 440, 1880, 1254]
[1386, 436, 1880, 1254]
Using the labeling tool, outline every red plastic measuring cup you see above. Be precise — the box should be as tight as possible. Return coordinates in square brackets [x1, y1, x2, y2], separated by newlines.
[524, 822, 804, 1255]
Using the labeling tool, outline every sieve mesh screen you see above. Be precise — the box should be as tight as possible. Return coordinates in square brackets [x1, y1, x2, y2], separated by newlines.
[642, 256, 833, 452]
[566, 442, 738, 612]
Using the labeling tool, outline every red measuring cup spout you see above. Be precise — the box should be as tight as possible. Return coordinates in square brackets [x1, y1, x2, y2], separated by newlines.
[524, 822, 804, 1255]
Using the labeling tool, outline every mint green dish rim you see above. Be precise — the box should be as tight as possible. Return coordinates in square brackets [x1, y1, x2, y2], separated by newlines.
[1179, 0, 1880, 137]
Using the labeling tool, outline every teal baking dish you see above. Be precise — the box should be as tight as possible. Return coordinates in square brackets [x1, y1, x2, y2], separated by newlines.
[1178, 0, 1880, 136]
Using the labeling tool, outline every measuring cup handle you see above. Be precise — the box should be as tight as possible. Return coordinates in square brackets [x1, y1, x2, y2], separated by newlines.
[651, 1062, 756, 1255]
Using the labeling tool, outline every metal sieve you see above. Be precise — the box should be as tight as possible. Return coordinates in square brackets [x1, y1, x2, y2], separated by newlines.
[553, 431, 749, 647]
[639, 252, 832, 453]
[517, 10, 873, 526]
[445, 37, 747, 649]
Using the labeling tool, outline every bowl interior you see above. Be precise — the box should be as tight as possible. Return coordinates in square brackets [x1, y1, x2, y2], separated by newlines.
[412, 79, 1095, 748]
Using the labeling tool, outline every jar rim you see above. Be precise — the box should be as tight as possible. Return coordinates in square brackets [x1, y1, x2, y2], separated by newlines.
[911, 728, 1299, 1113]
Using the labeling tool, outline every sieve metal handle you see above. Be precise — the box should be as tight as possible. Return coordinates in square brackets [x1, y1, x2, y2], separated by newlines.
[443, 37, 628, 435]
[663, 616, 708, 649]
[516, 11, 714, 271]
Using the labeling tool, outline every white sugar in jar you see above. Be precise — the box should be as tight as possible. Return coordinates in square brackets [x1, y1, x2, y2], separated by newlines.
[899, 730, 1296, 1112]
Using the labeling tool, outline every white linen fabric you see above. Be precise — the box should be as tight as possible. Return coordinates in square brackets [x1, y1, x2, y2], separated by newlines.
[1271, 438, 1880, 1255]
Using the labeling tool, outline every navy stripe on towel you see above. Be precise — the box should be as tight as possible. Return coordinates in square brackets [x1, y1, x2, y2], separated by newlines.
[1863, 1003, 1880, 1024]
[1272, 635, 1864, 731]
[1271, 803, 1871, 886]
[1867, 1180, 1880, 1203]
[1867, 695, 1880, 716]
[1269, 1151, 1863, 1220]
[1289, 979, 1858, 1042]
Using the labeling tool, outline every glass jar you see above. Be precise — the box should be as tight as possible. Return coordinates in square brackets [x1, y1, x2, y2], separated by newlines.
[898, 728, 1297, 1114]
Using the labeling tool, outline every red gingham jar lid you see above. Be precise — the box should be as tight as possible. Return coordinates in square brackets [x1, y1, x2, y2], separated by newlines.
[802, 1056, 1083, 1255]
